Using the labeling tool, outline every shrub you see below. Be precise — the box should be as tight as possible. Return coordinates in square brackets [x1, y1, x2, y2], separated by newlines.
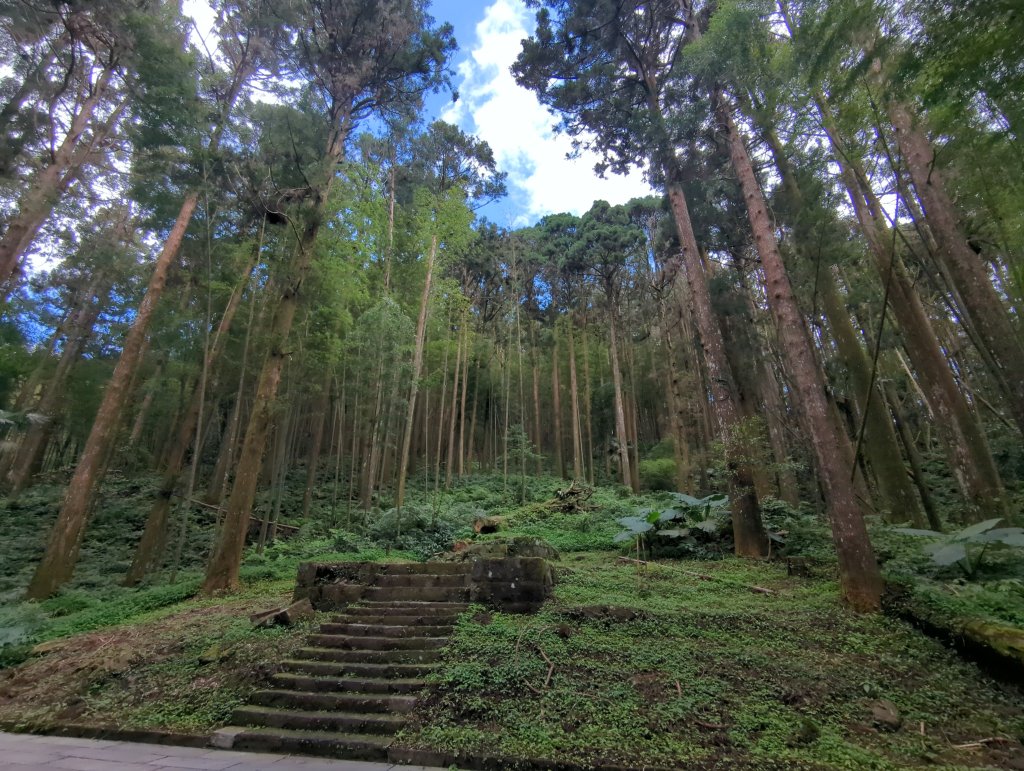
[639, 458, 677, 491]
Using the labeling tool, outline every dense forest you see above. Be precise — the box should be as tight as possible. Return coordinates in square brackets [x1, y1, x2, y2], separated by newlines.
[2, 1, 1024, 767]
[0, 0, 1022, 618]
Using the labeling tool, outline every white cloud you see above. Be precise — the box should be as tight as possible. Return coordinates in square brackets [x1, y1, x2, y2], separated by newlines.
[445, 0, 653, 227]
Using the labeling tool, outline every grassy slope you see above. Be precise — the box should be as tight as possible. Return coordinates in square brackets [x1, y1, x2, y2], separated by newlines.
[400, 554, 1024, 770]
[1, 473, 1022, 768]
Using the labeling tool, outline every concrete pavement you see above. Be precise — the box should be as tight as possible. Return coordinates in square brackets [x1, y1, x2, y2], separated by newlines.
[0, 732, 449, 771]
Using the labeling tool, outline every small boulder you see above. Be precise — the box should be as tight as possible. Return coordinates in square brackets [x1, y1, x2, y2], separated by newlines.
[870, 699, 902, 732]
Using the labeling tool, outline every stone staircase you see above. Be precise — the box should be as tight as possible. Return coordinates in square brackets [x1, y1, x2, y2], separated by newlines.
[218, 563, 472, 761]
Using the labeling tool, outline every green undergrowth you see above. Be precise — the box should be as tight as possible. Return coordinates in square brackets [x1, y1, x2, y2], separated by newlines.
[0, 586, 316, 734]
[400, 553, 1024, 770]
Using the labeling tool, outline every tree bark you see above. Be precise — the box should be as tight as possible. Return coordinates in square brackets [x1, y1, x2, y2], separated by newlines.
[25, 193, 198, 599]
[606, 293, 633, 490]
[717, 95, 882, 609]
[816, 97, 1007, 522]
[887, 101, 1024, 436]
[0, 69, 115, 293]
[551, 329, 565, 478]
[819, 271, 925, 526]
[395, 233, 437, 510]
[566, 318, 583, 479]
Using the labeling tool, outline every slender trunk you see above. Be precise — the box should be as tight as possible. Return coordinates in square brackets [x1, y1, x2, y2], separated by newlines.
[6, 279, 106, 494]
[25, 193, 199, 599]
[551, 330, 565, 478]
[127, 359, 165, 451]
[888, 101, 1024, 436]
[0, 69, 115, 293]
[882, 378, 941, 531]
[467, 352, 482, 471]
[434, 320, 451, 492]
[445, 314, 464, 488]
[567, 317, 583, 479]
[457, 321, 470, 478]
[396, 233, 437, 511]
[607, 298, 633, 490]
[624, 338, 642, 492]
[531, 324, 543, 474]
[125, 245, 257, 584]
[301, 376, 331, 519]
[816, 96, 1007, 521]
[581, 322, 595, 484]
[820, 271, 924, 525]
[662, 168, 766, 554]
[202, 205, 329, 594]
[717, 94, 882, 610]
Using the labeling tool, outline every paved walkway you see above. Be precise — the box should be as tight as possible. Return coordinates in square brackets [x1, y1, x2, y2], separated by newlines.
[0, 732, 447, 771]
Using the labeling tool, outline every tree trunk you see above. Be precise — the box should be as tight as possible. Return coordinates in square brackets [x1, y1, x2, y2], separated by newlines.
[396, 233, 438, 511]
[445, 314, 465, 488]
[606, 297, 634, 490]
[661, 165, 767, 555]
[0, 69, 115, 293]
[816, 97, 1007, 522]
[301, 378, 331, 520]
[820, 271, 925, 526]
[457, 318, 470, 479]
[551, 330, 565, 478]
[530, 324, 543, 474]
[882, 377, 941, 531]
[888, 101, 1024, 436]
[566, 318, 583, 479]
[25, 193, 199, 600]
[718, 95, 882, 609]
[6, 278, 107, 494]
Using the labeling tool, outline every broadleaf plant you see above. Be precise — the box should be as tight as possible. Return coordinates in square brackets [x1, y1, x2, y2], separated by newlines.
[893, 519, 1024, 578]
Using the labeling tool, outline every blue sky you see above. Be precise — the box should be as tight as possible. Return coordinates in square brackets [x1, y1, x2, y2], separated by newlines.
[182, 0, 652, 228]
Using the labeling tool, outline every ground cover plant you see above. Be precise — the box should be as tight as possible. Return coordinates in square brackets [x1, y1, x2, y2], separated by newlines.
[400, 553, 1024, 770]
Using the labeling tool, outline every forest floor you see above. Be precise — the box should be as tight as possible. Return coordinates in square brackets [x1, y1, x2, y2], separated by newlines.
[0, 473, 1022, 769]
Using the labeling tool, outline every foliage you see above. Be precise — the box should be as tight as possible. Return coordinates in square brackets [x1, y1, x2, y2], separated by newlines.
[638, 458, 676, 491]
[614, 492, 734, 558]
[893, 518, 1024, 578]
[401, 552, 1024, 769]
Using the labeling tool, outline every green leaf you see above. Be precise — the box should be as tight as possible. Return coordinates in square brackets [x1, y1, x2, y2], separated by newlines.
[613, 531, 637, 543]
[670, 493, 703, 507]
[646, 509, 662, 525]
[892, 527, 943, 538]
[976, 528, 1024, 547]
[616, 516, 654, 533]
[954, 518, 1004, 540]
[927, 542, 968, 566]
[658, 508, 683, 523]
[694, 519, 720, 534]
[658, 528, 691, 538]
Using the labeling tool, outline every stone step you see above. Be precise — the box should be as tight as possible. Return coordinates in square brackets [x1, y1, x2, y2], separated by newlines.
[251, 688, 418, 714]
[319, 622, 453, 637]
[271, 672, 427, 695]
[280, 659, 439, 679]
[361, 586, 471, 603]
[307, 633, 448, 651]
[234, 705, 406, 735]
[295, 646, 443, 664]
[335, 611, 463, 625]
[374, 573, 468, 588]
[227, 726, 392, 761]
[348, 601, 469, 615]
[376, 562, 471, 576]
